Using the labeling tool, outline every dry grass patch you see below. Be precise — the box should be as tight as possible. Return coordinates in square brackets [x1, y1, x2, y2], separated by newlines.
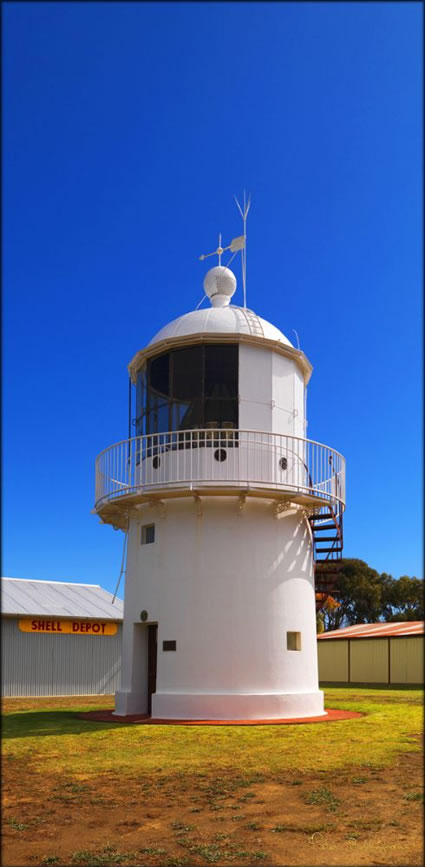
[2, 688, 423, 866]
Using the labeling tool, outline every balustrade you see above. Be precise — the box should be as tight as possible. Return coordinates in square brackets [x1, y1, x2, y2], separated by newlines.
[95, 429, 345, 514]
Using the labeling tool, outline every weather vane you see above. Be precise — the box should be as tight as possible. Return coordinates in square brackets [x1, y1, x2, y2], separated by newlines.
[198, 191, 251, 308]
[199, 232, 245, 264]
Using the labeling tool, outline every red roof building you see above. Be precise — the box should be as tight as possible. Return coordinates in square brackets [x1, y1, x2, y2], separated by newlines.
[317, 622, 424, 685]
[318, 621, 424, 640]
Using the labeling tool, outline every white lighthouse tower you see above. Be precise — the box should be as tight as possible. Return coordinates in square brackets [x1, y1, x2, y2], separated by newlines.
[94, 227, 345, 721]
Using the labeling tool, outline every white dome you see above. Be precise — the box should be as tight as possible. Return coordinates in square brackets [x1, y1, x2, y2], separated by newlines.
[148, 306, 293, 347]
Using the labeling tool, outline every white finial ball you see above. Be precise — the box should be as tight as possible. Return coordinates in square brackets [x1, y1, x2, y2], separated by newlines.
[203, 266, 237, 307]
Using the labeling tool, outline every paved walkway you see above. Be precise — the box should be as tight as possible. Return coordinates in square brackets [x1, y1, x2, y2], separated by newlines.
[78, 708, 363, 726]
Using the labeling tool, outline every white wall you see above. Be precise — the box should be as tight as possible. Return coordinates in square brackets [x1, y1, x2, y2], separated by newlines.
[116, 497, 323, 719]
[239, 344, 272, 431]
[239, 345, 306, 437]
[271, 353, 305, 438]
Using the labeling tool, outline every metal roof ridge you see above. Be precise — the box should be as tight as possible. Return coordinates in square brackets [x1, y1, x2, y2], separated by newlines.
[318, 620, 424, 639]
[1, 577, 101, 587]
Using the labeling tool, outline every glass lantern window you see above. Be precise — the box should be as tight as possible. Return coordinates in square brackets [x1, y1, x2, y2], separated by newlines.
[136, 344, 238, 436]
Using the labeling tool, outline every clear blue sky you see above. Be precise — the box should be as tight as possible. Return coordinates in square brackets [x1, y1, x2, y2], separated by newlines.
[3, 2, 422, 594]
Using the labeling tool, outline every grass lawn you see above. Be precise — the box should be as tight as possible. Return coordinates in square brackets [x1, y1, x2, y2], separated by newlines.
[2, 687, 424, 866]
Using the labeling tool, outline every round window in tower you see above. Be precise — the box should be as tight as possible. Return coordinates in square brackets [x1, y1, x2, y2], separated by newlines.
[214, 448, 227, 462]
[152, 455, 161, 470]
[279, 457, 288, 471]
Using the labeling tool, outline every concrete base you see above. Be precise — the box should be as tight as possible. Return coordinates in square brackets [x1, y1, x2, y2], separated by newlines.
[114, 687, 325, 721]
[151, 691, 325, 720]
[113, 690, 147, 717]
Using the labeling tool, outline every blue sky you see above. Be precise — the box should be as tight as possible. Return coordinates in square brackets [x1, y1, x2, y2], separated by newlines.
[3, 2, 422, 594]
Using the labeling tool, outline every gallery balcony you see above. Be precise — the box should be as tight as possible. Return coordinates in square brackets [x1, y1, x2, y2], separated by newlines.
[94, 429, 345, 529]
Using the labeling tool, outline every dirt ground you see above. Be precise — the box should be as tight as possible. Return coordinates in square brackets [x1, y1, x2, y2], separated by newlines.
[2, 699, 424, 867]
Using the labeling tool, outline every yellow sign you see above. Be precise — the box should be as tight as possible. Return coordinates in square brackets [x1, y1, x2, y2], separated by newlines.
[18, 619, 118, 636]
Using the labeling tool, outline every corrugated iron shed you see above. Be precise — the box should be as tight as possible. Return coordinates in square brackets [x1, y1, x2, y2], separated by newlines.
[1, 577, 123, 620]
[318, 621, 424, 640]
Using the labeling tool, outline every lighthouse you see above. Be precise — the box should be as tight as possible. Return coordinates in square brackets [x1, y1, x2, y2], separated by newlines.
[94, 227, 345, 721]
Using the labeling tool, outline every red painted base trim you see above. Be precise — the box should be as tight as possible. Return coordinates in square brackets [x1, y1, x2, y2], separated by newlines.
[78, 708, 363, 726]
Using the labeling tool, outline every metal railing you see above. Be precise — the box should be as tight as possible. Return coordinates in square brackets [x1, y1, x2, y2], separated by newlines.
[95, 429, 345, 512]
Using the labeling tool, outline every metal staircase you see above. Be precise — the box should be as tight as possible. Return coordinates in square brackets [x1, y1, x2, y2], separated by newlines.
[309, 506, 344, 608]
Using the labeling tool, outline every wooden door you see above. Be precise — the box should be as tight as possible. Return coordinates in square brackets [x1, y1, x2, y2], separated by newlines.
[147, 625, 158, 715]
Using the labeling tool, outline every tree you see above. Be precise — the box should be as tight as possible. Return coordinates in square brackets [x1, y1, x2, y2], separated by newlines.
[332, 559, 383, 626]
[316, 611, 325, 634]
[316, 593, 342, 632]
[318, 559, 424, 630]
[381, 575, 424, 621]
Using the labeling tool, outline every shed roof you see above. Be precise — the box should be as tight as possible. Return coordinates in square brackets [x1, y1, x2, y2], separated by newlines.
[318, 621, 424, 640]
[1, 578, 123, 620]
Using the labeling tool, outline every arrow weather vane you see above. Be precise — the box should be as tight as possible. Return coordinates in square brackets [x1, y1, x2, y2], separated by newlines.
[199, 232, 245, 264]
[198, 191, 251, 308]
